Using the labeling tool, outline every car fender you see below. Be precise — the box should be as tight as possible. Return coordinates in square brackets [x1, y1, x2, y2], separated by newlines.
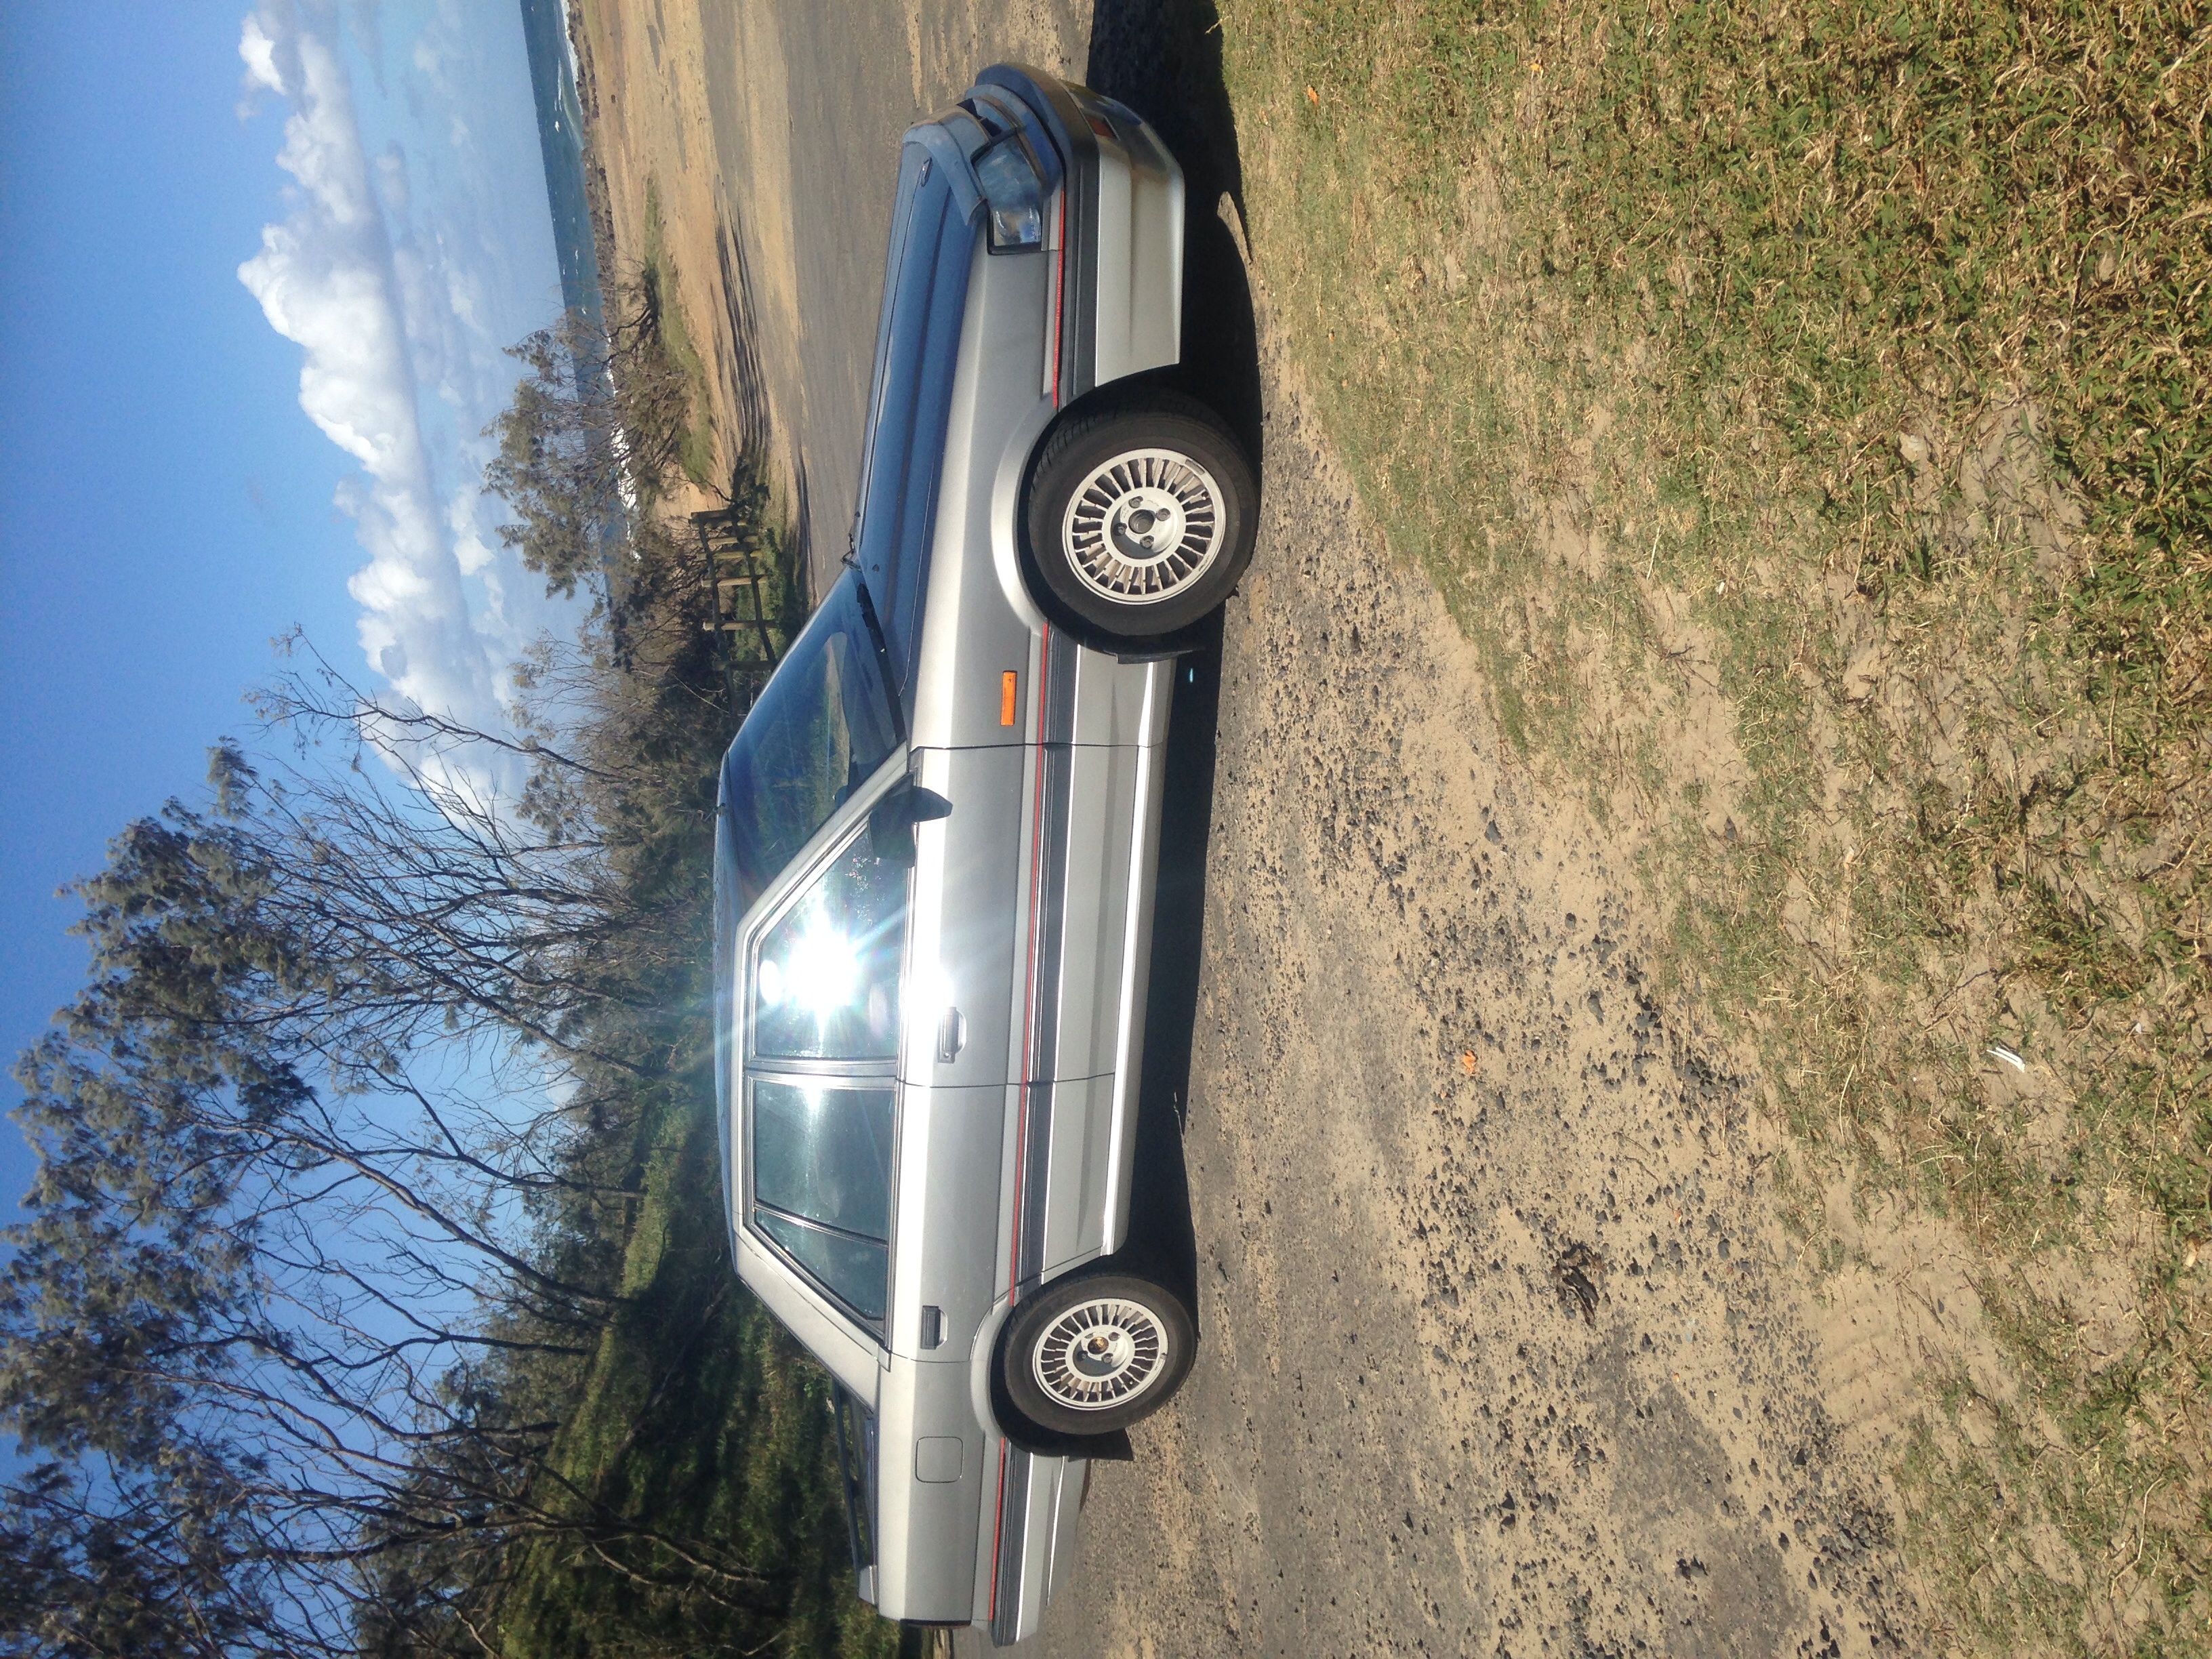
[1082, 91, 1184, 388]
[979, 65, 1185, 398]
[986, 393, 1057, 636]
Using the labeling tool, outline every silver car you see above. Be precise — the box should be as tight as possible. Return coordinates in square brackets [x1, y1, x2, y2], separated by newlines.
[712, 64, 1254, 1643]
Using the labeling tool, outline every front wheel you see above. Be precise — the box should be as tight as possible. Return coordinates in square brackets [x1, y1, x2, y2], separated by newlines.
[1022, 394, 1258, 644]
[1000, 1270, 1197, 1437]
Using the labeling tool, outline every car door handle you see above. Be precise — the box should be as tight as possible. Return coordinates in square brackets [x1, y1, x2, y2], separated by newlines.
[935, 1006, 966, 1063]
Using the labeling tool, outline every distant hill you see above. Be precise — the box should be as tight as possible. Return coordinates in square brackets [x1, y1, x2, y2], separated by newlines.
[518, 0, 602, 325]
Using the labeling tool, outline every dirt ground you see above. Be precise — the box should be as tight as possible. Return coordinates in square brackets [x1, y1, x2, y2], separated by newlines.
[571, 0, 1086, 581]
[576, 3, 1955, 1653]
[1006, 314, 1919, 1659]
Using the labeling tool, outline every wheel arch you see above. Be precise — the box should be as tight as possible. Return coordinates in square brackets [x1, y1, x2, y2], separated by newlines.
[987, 1261, 1196, 1446]
[1010, 375, 1246, 655]
[968, 1257, 1145, 1456]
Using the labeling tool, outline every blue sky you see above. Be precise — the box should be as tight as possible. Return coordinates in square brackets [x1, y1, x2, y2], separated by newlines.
[1, 0, 569, 1214]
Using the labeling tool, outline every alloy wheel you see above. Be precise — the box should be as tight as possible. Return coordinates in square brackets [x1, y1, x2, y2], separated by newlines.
[1029, 1294, 1169, 1412]
[1058, 448, 1226, 606]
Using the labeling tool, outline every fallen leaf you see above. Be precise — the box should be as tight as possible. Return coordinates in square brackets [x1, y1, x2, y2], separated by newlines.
[1305, 85, 1319, 104]
[1459, 1050, 1478, 1077]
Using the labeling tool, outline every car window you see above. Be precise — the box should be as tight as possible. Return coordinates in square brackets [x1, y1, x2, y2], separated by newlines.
[716, 571, 901, 920]
[853, 135, 979, 701]
[751, 1080, 895, 1324]
[754, 828, 908, 1061]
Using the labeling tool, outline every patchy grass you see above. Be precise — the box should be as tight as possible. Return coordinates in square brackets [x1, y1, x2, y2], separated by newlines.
[495, 1076, 895, 1658]
[640, 176, 719, 491]
[1219, 0, 2209, 1650]
[491, 487, 877, 1654]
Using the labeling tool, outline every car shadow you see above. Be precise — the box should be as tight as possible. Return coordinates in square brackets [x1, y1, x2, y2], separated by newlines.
[1118, 619, 1223, 1332]
[1086, 0, 1262, 464]
[1082, 0, 1256, 1345]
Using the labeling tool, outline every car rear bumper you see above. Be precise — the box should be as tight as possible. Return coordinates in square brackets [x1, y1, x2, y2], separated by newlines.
[977, 64, 1184, 405]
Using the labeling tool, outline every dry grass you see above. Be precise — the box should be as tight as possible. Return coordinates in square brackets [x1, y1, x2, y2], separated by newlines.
[640, 176, 719, 493]
[1218, 1, 2211, 1650]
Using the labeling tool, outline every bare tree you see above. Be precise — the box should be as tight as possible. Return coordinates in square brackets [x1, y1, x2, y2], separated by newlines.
[0, 676, 798, 1657]
[1, 276, 859, 1652]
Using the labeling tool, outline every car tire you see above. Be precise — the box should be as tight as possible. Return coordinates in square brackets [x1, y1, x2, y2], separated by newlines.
[1000, 1269, 1196, 1437]
[1021, 393, 1257, 644]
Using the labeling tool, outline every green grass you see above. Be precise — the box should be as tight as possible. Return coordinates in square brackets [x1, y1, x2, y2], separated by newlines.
[1221, 1, 2210, 1650]
[493, 1071, 896, 1659]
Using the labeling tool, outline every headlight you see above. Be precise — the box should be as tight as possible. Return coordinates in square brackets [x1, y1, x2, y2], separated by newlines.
[975, 131, 1045, 251]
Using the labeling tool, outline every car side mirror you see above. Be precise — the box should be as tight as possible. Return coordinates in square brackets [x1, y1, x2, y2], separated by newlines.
[869, 784, 952, 865]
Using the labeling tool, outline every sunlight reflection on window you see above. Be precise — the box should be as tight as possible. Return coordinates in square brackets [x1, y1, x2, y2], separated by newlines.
[788, 924, 862, 1021]
[752, 833, 906, 1061]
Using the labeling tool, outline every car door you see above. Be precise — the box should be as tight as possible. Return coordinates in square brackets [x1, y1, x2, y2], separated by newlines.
[869, 741, 1015, 1624]
[891, 741, 1023, 1367]
[741, 807, 912, 1337]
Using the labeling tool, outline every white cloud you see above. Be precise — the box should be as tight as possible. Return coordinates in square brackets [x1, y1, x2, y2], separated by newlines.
[239, 14, 285, 96]
[237, 1, 550, 779]
[447, 489, 497, 577]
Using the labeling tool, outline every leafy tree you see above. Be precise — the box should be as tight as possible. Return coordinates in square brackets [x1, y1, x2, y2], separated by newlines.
[0, 729, 634, 1656]
[483, 275, 698, 600]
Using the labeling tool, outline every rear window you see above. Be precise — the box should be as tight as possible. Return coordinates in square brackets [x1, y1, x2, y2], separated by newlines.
[851, 135, 979, 699]
[750, 1080, 895, 1326]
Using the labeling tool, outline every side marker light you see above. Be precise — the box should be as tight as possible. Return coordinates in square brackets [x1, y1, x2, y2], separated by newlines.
[1000, 671, 1019, 726]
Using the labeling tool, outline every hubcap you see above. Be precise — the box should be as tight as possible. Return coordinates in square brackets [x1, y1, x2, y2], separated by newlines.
[1031, 1295, 1168, 1411]
[1061, 448, 1225, 606]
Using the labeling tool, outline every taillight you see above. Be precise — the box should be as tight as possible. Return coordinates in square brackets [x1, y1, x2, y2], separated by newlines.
[975, 131, 1046, 252]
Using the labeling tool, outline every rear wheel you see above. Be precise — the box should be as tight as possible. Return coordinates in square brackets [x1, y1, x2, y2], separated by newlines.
[1000, 1270, 1196, 1437]
[1022, 394, 1257, 644]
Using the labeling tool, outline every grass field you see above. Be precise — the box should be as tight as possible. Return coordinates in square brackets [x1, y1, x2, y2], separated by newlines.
[1216, 1, 2209, 1651]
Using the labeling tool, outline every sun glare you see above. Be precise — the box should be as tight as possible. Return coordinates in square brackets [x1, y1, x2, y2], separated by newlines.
[787, 923, 862, 1022]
